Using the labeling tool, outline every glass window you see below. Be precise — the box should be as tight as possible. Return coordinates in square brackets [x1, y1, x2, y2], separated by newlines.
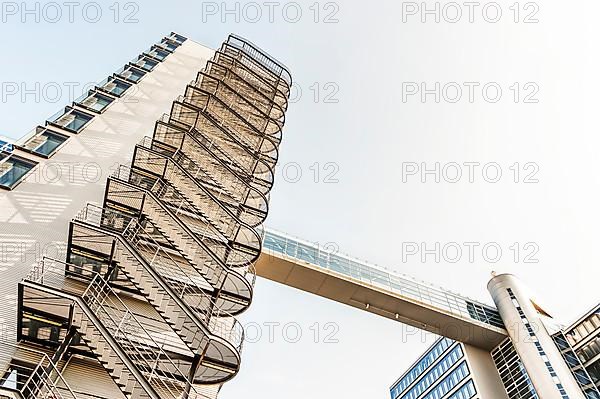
[161, 39, 179, 52]
[132, 55, 159, 71]
[48, 107, 93, 133]
[145, 46, 170, 61]
[168, 32, 187, 44]
[0, 139, 13, 154]
[76, 91, 114, 113]
[117, 65, 147, 83]
[19, 128, 68, 158]
[98, 77, 132, 97]
[0, 155, 37, 190]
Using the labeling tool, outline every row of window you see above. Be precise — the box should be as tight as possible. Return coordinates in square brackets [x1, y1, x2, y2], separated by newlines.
[391, 338, 455, 398]
[552, 333, 600, 399]
[492, 338, 540, 399]
[567, 307, 600, 347]
[448, 380, 477, 399]
[399, 346, 464, 399]
[420, 361, 471, 399]
[0, 32, 187, 191]
[507, 288, 570, 399]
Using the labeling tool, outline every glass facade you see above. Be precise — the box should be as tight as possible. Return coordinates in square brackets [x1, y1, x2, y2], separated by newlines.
[492, 338, 539, 399]
[264, 230, 505, 330]
[419, 361, 471, 399]
[553, 333, 600, 399]
[391, 338, 454, 397]
[447, 381, 477, 399]
[398, 346, 465, 399]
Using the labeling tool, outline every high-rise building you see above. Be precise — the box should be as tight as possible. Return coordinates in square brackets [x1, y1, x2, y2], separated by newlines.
[387, 274, 600, 399]
[0, 32, 292, 398]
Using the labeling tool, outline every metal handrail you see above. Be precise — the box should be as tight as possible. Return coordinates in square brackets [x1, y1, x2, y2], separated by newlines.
[226, 34, 292, 87]
[183, 84, 282, 151]
[263, 229, 506, 330]
[156, 116, 275, 195]
[75, 204, 246, 351]
[133, 141, 263, 252]
[0, 341, 77, 399]
[113, 161, 259, 272]
[193, 72, 284, 137]
[28, 258, 205, 399]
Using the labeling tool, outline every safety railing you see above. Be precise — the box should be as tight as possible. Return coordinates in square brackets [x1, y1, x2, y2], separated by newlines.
[0, 341, 77, 399]
[263, 229, 506, 330]
[75, 204, 246, 351]
[226, 34, 292, 87]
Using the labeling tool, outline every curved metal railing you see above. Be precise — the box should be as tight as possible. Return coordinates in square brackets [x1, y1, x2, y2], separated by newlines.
[17, 33, 290, 397]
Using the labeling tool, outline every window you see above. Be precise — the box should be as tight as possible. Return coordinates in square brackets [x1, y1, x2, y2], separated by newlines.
[47, 107, 94, 133]
[168, 32, 187, 44]
[0, 359, 37, 391]
[75, 90, 114, 113]
[131, 55, 159, 71]
[116, 65, 147, 83]
[17, 127, 68, 158]
[160, 38, 180, 52]
[145, 45, 170, 62]
[97, 76, 132, 98]
[0, 155, 37, 190]
[0, 139, 13, 154]
[391, 338, 455, 398]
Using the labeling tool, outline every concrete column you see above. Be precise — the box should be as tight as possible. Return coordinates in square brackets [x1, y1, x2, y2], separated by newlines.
[487, 274, 585, 399]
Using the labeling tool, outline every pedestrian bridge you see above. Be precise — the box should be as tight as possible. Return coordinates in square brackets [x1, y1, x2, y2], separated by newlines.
[256, 230, 508, 350]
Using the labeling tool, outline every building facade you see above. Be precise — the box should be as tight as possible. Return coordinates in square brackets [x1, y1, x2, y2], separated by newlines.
[0, 32, 291, 398]
[390, 274, 600, 399]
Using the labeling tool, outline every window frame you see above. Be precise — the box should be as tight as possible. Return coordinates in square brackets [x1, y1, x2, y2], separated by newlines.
[16, 126, 70, 159]
[115, 64, 148, 84]
[95, 76, 133, 98]
[74, 90, 115, 114]
[46, 106, 95, 134]
[0, 153, 38, 191]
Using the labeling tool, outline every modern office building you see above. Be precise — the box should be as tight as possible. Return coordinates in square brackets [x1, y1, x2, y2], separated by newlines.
[386, 274, 600, 399]
[0, 32, 291, 398]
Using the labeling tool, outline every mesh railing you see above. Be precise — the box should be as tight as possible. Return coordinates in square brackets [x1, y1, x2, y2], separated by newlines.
[263, 229, 506, 330]
[75, 204, 246, 352]
[226, 34, 292, 87]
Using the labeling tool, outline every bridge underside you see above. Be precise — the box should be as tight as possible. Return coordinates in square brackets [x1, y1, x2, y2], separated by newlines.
[256, 250, 507, 350]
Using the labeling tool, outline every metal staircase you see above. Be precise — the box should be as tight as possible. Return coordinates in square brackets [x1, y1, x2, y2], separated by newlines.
[11, 33, 291, 398]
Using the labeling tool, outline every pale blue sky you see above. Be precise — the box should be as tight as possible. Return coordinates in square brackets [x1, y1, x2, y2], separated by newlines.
[1, 1, 599, 397]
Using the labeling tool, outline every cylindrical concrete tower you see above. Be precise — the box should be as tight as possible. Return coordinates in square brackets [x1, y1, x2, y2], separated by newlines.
[487, 274, 585, 399]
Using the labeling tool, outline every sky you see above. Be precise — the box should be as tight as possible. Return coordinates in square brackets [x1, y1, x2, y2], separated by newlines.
[1, 0, 600, 397]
